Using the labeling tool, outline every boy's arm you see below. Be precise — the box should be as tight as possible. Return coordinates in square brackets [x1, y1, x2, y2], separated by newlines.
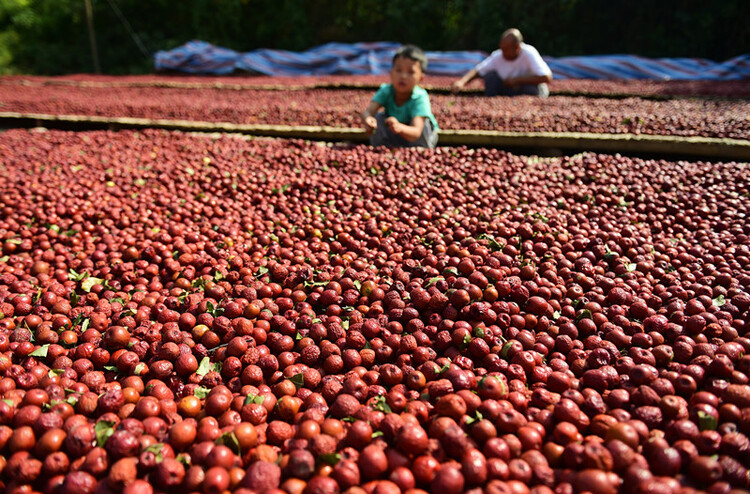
[361, 101, 382, 133]
[385, 116, 425, 142]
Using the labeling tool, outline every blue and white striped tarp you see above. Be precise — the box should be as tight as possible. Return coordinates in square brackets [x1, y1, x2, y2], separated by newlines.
[155, 41, 750, 81]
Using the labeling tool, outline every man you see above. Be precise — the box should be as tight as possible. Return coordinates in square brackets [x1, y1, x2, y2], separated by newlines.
[452, 28, 552, 97]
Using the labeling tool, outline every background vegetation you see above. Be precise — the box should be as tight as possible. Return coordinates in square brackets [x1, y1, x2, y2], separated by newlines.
[1, 0, 748, 75]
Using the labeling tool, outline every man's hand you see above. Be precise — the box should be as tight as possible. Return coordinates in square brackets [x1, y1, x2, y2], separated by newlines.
[503, 77, 520, 88]
[452, 69, 478, 94]
[363, 115, 377, 134]
[385, 116, 403, 136]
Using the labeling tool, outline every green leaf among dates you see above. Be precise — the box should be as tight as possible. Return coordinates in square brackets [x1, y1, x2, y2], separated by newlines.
[120, 307, 137, 318]
[443, 266, 459, 277]
[81, 276, 106, 293]
[30, 344, 49, 357]
[576, 309, 593, 321]
[205, 301, 224, 317]
[244, 394, 265, 406]
[697, 410, 718, 431]
[143, 443, 166, 463]
[176, 453, 191, 468]
[216, 431, 242, 455]
[318, 452, 341, 466]
[192, 277, 208, 290]
[194, 386, 211, 399]
[290, 373, 305, 389]
[67, 268, 88, 281]
[372, 395, 392, 414]
[478, 233, 505, 252]
[466, 411, 484, 425]
[95, 420, 116, 447]
[196, 357, 211, 377]
[500, 340, 516, 359]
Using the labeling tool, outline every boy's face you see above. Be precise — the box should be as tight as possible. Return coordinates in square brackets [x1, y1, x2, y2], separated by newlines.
[390, 56, 424, 95]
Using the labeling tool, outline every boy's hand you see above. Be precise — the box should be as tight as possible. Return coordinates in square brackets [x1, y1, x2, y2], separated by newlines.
[363, 115, 377, 134]
[361, 101, 383, 134]
[385, 116, 403, 136]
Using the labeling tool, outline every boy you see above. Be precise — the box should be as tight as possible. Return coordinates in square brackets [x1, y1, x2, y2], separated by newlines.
[361, 44, 439, 149]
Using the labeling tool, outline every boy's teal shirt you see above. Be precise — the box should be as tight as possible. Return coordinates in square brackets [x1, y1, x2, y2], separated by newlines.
[372, 83, 439, 130]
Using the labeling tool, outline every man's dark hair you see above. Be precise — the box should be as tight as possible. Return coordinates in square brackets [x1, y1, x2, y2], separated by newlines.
[393, 44, 428, 71]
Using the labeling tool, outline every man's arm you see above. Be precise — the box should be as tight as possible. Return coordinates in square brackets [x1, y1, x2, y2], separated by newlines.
[507, 44, 553, 88]
[505, 73, 552, 87]
[451, 68, 480, 93]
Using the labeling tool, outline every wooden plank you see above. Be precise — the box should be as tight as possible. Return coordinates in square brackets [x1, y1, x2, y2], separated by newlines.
[437, 130, 750, 160]
[1, 111, 749, 161]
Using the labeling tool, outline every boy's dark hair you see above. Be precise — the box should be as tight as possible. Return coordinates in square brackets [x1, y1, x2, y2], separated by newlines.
[393, 44, 428, 71]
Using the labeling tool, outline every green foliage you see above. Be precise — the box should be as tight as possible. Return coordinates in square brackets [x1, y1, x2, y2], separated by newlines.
[1, 0, 748, 74]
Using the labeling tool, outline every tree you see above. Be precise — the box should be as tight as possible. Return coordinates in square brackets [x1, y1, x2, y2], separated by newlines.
[1, 0, 747, 75]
